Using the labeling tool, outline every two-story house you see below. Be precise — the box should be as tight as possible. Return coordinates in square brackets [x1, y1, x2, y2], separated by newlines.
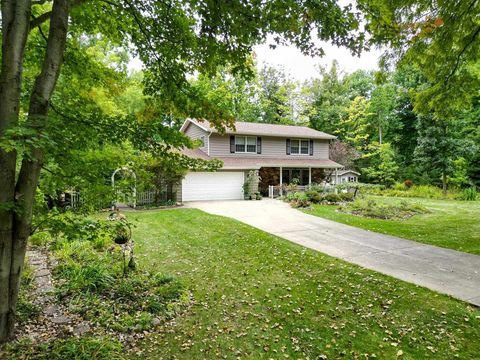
[179, 118, 342, 201]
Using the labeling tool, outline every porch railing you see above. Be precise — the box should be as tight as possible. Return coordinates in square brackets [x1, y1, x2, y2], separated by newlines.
[268, 184, 336, 198]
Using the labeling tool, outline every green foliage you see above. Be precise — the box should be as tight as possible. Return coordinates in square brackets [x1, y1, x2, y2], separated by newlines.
[462, 187, 478, 201]
[365, 184, 463, 200]
[359, 0, 480, 114]
[52, 234, 188, 333]
[16, 263, 41, 323]
[284, 192, 311, 208]
[243, 170, 261, 199]
[339, 197, 429, 220]
[362, 142, 399, 186]
[288, 191, 354, 206]
[3, 336, 124, 360]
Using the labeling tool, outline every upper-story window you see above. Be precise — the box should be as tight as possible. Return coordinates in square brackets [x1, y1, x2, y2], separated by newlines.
[235, 136, 257, 153]
[290, 139, 310, 155]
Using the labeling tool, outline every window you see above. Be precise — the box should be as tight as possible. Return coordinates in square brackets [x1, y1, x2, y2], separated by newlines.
[199, 135, 206, 147]
[290, 139, 309, 155]
[235, 136, 257, 153]
[348, 176, 357, 182]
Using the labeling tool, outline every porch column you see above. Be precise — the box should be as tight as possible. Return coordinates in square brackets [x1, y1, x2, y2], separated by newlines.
[279, 166, 283, 196]
[308, 167, 312, 187]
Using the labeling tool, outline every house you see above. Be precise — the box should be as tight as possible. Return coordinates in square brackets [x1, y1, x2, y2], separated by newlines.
[335, 170, 361, 184]
[179, 119, 343, 201]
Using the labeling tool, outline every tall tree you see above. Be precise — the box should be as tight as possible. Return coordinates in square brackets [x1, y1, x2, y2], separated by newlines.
[414, 116, 475, 195]
[0, 0, 365, 341]
[304, 61, 348, 133]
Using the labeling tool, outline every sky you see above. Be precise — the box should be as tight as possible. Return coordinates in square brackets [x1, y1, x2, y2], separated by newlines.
[128, 42, 382, 81]
[253, 40, 383, 82]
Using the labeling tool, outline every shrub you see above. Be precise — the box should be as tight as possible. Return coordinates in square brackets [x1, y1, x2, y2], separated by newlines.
[52, 237, 188, 333]
[338, 193, 354, 202]
[392, 182, 406, 191]
[462, 187, 478, 201]
[305, 190, 322, 203]
[404, 179, 413, 188]
[285, 192, 311, 208]
[322, 193, 342, 203]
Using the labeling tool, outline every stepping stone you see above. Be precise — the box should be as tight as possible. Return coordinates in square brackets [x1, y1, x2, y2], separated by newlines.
[44, 305, 61, 316]
[73, 323, 91, 335]
[35, 269, 50, 277]
[51, 315, 71, 324]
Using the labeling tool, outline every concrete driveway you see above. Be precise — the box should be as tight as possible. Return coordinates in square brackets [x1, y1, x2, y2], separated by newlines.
[187, 199, 480, 306]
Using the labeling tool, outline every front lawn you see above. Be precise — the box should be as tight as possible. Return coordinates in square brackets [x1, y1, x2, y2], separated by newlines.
[305, 196, 480, 255]
[131, 208, 480, 359]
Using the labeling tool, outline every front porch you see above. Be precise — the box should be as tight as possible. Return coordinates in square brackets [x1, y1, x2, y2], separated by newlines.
[258, 166, 340, 198]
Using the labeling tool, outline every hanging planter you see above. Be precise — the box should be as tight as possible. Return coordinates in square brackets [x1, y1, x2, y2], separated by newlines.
[113, 220, 131, 244]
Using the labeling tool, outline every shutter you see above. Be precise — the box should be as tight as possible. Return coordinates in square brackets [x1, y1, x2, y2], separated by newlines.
[257, 137, 262, 154]
[286, 138, 291, 155]
[230, 135, 235, 153]
[309, 139, 314, 156]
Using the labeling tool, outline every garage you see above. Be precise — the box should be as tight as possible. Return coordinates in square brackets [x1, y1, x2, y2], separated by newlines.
[182, 171, 245, 201]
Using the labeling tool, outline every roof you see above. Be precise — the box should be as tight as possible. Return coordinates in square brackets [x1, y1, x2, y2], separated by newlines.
[337, 170, 361, 176]
[181, 118, 336, 140]
[180, 148, 342, 169]
[217, 157, 343, 170]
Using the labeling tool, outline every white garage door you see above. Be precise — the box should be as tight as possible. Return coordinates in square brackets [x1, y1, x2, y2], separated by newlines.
[182, 172, 244, 201]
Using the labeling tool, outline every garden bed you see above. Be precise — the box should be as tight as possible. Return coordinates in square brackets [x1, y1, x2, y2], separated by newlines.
[337, 197, 429, 220]
[1, 212, 190, 359]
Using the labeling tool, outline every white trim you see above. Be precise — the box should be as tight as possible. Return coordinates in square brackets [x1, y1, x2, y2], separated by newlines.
[180, 118, 210, 133]
[207, 131, 212, 156]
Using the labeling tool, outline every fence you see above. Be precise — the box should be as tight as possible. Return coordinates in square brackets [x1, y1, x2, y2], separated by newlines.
[136, 189, 176, 206]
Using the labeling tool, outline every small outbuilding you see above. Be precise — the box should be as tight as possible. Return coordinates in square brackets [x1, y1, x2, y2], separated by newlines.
[335, 170, 361, 183]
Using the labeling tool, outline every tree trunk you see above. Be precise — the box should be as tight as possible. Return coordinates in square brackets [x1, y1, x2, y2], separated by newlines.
[0, 0, 70, 342]
[442, 171, 448, 197]
[378, 125, 383, 145]
[0, 0, 32, 343]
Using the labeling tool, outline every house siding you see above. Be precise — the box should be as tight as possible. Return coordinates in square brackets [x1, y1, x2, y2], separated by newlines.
[184, 122, 209, 152]
[209, 134, 330, 159]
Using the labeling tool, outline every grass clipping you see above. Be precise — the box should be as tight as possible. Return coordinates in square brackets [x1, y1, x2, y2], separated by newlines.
[338, 198, 430, 220]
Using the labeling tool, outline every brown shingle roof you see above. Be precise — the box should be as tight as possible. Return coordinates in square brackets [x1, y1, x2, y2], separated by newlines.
[217, 157, 342, 169]
[186, 119, 336, 140]
[180, 148, 342, 169]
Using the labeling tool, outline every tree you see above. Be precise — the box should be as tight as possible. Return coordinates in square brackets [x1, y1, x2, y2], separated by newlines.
[257, 66, 298, 124]
[0, 0, 366, 341]
[368, 83, 398, 144]
[362, 142, 399, 186]
[329, 140, 359, 171]
[359, 0, 480, 114]
[337, 96, 372, 150]
[303, 61, 349, 134]
[413, 116, 475, 195]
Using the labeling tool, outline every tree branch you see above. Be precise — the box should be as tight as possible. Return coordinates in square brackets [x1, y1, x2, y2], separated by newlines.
[30, 11, 52, 30]
[445, 25, 480, 84]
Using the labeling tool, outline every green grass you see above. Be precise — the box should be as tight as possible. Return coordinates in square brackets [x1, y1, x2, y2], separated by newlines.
[128, 208, 480, 359]
[305, 196, 480, 255]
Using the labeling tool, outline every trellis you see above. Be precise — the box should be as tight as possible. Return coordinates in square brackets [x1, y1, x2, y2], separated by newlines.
[111, 167, 137, 209]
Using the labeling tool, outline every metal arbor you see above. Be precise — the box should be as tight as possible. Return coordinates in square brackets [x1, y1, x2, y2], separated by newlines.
[111, 167, 137, 209]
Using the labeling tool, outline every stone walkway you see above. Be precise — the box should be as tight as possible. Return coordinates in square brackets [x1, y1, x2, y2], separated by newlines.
[188, 199, 480, 306]
[22, 249, 90, 342]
